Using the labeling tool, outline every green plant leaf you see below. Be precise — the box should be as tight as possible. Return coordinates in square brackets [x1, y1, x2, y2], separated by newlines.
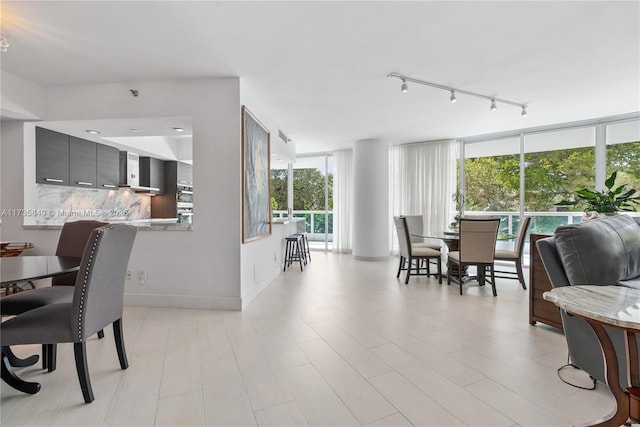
[604, 171, 617, 190]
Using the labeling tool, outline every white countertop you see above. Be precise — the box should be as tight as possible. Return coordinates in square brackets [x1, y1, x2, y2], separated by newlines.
[543, 285, 640, 330]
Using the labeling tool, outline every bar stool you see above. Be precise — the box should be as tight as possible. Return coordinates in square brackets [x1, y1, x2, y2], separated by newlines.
[284, 235, 304, 271]
[293, 233, 311, 265]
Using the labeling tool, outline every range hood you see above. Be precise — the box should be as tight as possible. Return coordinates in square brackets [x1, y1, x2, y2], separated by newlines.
[119, 152, 160, 193]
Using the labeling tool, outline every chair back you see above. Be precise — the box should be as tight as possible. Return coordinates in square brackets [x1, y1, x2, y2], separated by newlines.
[71, 224, 137, 342]
[459, 218, 500, 264]
[53, 220, 107, 286]
[404, 215, 424, 244]
[393, 216, 411, 257]
[513, 216, 532, 257]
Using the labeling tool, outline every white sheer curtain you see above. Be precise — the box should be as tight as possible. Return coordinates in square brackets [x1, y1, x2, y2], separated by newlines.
[332, 149, 353, 253]
[389, 140, 457, 251]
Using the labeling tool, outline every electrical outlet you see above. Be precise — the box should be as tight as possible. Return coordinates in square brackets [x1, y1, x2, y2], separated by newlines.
[126, 270, 132, 280]
[139, 269, 146, 285]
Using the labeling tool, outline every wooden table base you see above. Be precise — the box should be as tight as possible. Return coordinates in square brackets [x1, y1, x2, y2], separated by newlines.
[579, 320, 639, 427]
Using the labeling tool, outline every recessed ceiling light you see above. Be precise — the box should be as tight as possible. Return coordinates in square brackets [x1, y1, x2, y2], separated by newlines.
[172, 127, 184, 132]
[130, 128, 140, 133]
[85, 129, 101, 135]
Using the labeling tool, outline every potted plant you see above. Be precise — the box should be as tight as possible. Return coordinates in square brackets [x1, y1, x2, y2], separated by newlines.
[556, 171, 640, 217]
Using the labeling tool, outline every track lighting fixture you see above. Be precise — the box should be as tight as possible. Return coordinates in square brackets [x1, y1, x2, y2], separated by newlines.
[0, 35, 9, 52]
[387, 72, 528, 117]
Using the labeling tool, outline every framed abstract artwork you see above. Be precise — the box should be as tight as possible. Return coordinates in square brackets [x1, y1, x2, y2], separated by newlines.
[242, 106, 271, 243]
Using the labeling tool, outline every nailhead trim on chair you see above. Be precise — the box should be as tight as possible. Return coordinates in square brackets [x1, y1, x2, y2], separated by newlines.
[76, 227, 110, 341]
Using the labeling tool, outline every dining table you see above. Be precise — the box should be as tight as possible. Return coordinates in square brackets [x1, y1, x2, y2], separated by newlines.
[411, 230, 514, 281]
[1, 255, 82, 394]
[544, 285, 640, 427]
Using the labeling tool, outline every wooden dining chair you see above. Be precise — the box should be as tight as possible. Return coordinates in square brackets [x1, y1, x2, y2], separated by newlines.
[494, 216, 532, 290]
[1, 224, 137, 403]
[447, 218, 500, 296]
[394, 216, 442, 284]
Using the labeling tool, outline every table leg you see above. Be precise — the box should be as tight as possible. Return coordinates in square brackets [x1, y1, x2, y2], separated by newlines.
[579, 319, 630, 427]
[1, 351, 41, 394]
[443, 239, 471, 282]
[1, 346, 39, 367]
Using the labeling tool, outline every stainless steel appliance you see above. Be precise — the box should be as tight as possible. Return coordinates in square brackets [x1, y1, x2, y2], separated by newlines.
[176, 185, 193, 223]
[118, 151, 159, 192]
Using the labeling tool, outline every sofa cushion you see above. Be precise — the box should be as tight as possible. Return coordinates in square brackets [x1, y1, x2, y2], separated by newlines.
[554, 215, 640, 285]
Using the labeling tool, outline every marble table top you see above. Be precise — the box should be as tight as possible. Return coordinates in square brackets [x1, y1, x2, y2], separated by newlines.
[543, 285, 640, 331]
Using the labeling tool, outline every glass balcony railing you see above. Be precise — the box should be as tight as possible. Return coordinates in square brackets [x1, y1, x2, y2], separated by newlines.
[273, 210, 334, 247]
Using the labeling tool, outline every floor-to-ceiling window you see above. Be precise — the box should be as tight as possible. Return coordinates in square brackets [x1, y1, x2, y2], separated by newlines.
[524, 126, 596, 233]
[463, 136, 520, 238]
[292, 155, 334, 251]
[458, 114, 639, 263]
[606, 120, 640, 211]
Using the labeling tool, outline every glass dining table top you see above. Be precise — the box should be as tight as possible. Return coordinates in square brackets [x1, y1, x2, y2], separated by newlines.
[0, 256, 81, 287]
[411, 231, 515, 241]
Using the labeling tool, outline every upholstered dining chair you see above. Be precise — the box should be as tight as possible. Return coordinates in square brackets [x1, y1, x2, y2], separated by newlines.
[394, 216, 442, 285]
[447, 218, 500, 296]
[1, 220, 107, 371]
[494, 216, 531, 290]
[1, 224, 137, 403]
[404, 215, 442, 251]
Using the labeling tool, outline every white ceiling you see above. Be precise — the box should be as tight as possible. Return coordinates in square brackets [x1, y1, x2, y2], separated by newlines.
[1, 1, 639, 154]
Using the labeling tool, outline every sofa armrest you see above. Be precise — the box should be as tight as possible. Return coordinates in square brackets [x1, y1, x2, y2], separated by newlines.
[536, 237, 570, 288]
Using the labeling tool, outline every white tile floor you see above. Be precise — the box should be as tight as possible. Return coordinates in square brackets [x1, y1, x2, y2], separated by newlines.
[1, 253, 615, 426]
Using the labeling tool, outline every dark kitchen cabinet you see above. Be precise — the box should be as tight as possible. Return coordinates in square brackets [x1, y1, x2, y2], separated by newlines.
[140, 157, 165, 194]
[36, 127, 70, 186]
[69, 137, 97, 188]
[97, 144, 119, 189]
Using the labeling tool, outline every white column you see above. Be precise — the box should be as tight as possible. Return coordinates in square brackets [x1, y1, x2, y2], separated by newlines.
[352, 139, 389, 260]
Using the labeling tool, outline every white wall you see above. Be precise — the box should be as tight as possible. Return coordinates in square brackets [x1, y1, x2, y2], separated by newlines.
[239, 80, 294, 307]
[2, 75, 245, 309]
[0, 71, 46, 120]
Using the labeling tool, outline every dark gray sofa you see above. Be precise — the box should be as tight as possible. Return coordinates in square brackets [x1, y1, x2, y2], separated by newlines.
[536, 215, 640, 385]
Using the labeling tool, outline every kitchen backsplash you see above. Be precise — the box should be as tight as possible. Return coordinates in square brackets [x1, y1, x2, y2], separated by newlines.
[36, 184, 150, 224]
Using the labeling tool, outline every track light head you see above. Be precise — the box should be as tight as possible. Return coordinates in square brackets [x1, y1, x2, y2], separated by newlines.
[450, 90, 456, 103]
[400, 79, 408, 93]
[490, 99, 497, 111]
[521, 106, 527, 117]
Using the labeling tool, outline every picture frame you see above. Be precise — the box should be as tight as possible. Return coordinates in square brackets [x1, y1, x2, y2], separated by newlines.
[242, 106, 272, 243]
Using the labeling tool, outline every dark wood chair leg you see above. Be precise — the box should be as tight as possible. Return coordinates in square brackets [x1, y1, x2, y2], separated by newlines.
[113, 319, 129, 370]
[1, 351, 41, 394]
[515, 259, 527, 289]
[459, 263, 463, 295]
[2, 346, 39, 368]
[42, 344, 48, 369]
[397, 256, 404, 278]
[46, 344, 57, 372]
[437, 258, 442, 284]
[405, 257, 412, 284]
[74, 342, 94, 403]
[97, 329, 105, 339]
[490, 265, 497, 296]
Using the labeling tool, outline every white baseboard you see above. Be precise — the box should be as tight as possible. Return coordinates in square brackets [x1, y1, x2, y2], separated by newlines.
[124, 293, 242, 310]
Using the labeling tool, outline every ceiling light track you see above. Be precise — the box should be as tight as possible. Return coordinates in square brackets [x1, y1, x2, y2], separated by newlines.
[387, 72, 528, 116]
